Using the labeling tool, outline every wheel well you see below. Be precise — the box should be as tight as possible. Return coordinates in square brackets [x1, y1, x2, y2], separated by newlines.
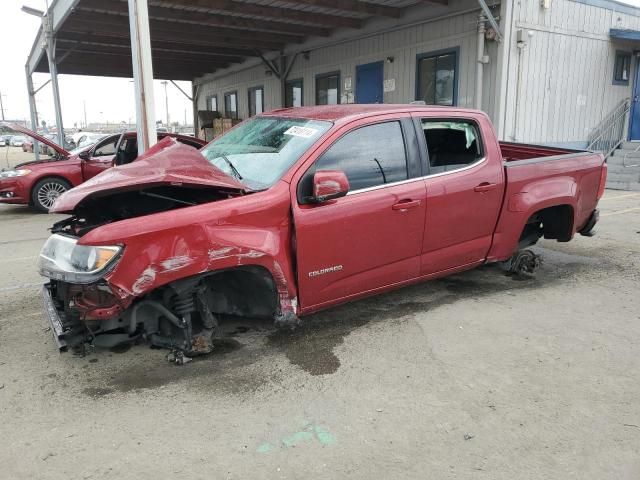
[29, 175, 73, 204]
[519, 204, 574, 247]
[162, 265, 279, 320]
[204, 266, 279, 318]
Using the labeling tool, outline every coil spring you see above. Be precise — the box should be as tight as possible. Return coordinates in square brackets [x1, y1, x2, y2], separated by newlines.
[172, 293, 195, 316]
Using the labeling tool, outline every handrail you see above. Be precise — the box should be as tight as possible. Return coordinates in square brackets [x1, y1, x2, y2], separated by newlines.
[587, 98, 631, 160]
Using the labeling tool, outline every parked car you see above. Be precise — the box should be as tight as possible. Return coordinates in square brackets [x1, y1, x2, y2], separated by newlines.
[22, 133, 63, 154]
[75, 133, 108, 150]
[10, 135, 25, 147]
[36, 105, 607, 354]
[0, 135, 12, 146]
[0, 122, 206, 212]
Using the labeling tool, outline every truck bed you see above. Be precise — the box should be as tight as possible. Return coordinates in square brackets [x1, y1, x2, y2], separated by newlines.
[500, 141, 586, 163]
[487, 141, 605, 263]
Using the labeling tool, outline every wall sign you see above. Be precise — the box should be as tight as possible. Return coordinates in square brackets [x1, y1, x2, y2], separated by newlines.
[383, 79, 396, 93]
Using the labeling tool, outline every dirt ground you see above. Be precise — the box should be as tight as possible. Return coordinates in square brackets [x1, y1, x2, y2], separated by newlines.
[0, 190, 639, 480]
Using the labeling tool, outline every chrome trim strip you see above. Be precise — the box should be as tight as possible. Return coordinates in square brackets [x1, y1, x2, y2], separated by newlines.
[503, 152, 592, 167]
[420, 157, 486, 180]
[346, 157, 487, 196]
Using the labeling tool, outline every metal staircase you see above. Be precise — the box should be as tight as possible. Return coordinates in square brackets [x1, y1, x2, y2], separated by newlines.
[587, 98, 630, 159]
[587, 98, 640, 191]
[605, 142, 640, 191]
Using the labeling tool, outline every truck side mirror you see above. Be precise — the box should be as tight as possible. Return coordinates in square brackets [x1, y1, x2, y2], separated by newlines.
[311, 170, 350, 203]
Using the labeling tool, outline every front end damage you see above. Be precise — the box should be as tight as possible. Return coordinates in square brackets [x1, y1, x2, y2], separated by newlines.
[38, 138, 300, 357]
[40, 233, 296, 356]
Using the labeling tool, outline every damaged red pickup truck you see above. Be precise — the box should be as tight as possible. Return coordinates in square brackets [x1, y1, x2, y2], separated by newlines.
[38, 105, 606, 356]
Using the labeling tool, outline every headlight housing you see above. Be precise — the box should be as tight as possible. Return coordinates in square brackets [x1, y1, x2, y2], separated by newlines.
[38, 234, 123, 284]
[0, 169, 31, 178]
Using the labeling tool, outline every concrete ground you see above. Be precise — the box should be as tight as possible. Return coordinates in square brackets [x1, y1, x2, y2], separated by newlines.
[0, 190, 639, 480]
[0, 146, 42, 170]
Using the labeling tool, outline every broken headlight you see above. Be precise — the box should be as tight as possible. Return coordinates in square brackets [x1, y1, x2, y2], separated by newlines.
[38, 234, 123, 284]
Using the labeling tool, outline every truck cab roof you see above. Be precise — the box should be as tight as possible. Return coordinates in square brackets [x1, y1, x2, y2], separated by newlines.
[262, 104, 485, 122]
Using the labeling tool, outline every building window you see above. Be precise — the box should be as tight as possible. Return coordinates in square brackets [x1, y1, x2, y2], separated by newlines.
[614, 51, 632, 85]
[316, 72, 340, 105]
[206, 95, 218, 112]
[248, 86, 264, 116]
[224, 91, 238, 119]
[286, 79, 303, 108]
[416, 49, 458, 106]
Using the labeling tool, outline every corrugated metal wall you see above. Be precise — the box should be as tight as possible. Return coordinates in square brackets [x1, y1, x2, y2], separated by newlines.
[197, 9, 499, 121]
[503, 0, 640, 145]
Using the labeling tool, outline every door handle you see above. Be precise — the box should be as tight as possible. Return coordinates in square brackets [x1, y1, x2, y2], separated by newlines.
[474, 182, 498, 193]
[392, 199, 421, 211]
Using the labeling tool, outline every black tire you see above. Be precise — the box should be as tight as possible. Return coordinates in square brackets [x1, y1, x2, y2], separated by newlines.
[31, 177, 71, 213]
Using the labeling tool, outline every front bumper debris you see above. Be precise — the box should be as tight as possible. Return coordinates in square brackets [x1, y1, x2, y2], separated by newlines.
[42, 285, 69, 351]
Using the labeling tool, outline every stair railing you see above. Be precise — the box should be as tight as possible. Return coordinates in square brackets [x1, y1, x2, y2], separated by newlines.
[587, 98, 631, 160]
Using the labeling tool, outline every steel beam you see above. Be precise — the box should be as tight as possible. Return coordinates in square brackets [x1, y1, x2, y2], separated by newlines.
[26, 0, 81, 75]
[476, 0, 502, 42]
[78, 0, 331, 37]
[43, 14, 65, 149]
[147, 0, 363, 29]
[56, 33, 257, 58]
[289, 0, 401, 18]
[170, 81, 193, 102]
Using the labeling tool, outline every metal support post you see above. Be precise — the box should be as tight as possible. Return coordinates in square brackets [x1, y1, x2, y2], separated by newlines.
[192, 83, 199, 136]
[127, 0, 157, 155]
[25, 66, 40, 161]
[43, 13, 65, 148]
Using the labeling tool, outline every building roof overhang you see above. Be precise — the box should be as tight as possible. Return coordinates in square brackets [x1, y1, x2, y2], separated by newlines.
[26, 0, 469, 82]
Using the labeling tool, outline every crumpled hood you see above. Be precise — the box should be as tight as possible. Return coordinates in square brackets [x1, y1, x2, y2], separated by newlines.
[51, 136, 246, 213]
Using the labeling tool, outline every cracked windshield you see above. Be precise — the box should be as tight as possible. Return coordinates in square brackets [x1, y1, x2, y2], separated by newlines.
[200, 117, 331, 190]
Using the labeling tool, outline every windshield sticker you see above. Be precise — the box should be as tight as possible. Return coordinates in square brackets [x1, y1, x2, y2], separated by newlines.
[284, 126, 318, 138]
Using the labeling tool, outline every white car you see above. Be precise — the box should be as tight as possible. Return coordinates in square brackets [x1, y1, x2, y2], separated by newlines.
[10, 136, 26, 147]
[76, 133, 108, 149]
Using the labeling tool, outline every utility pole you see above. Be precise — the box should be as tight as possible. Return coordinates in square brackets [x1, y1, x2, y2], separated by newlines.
[83, 100, 87, 129]
[161, 80, 169, 127]
[127, 0, 157, 154]
[0, 90, 5, 120]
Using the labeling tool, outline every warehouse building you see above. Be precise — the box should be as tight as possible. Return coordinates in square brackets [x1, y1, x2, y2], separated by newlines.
[25, 0, 640, 188]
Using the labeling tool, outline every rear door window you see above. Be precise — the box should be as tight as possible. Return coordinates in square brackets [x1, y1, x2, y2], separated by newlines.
[420, 119, 483, 174]
[314, 121, 408, 191]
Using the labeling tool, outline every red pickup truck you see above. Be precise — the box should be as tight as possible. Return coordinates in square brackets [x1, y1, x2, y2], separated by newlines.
[0, 123, 205, 212]
[38, 105, 606, 355]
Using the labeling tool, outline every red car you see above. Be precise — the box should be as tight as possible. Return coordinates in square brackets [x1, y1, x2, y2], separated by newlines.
[0, 123, 206, 212]
[38, 105, 606, 355]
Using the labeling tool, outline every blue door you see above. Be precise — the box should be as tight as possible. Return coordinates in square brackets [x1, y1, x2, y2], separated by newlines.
[630, 56, 640, 140]
[356, 61, 384, 104]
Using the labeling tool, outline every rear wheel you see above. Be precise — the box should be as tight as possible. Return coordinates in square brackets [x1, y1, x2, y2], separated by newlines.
[31, 177, 71, 213]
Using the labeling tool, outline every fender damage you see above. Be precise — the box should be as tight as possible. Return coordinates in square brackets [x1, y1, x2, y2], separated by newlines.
[40, 138, 299, 355]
